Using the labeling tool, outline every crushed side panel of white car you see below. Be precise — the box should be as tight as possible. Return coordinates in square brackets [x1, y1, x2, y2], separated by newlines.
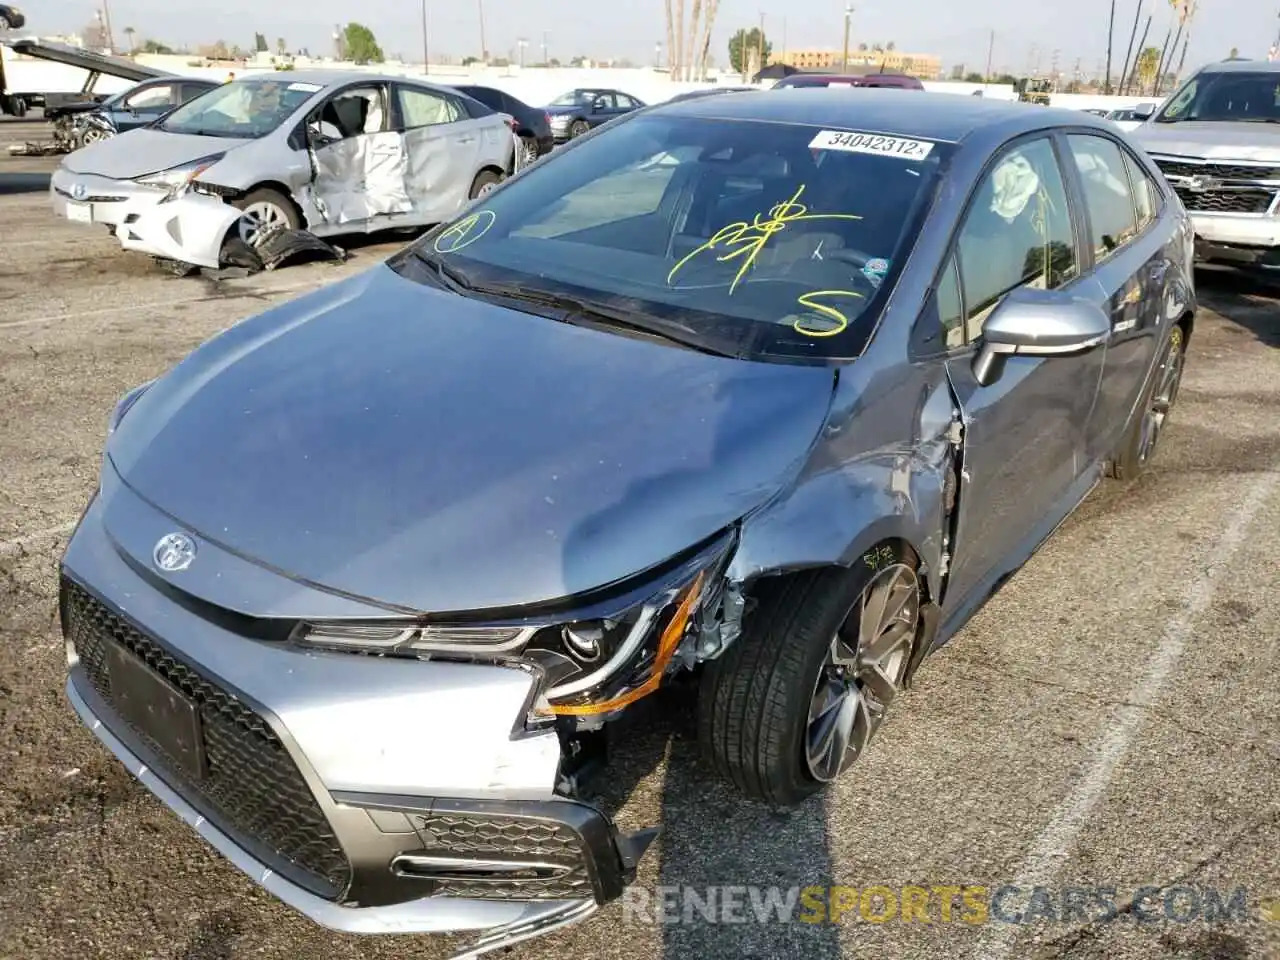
[309, 130, 413, 226]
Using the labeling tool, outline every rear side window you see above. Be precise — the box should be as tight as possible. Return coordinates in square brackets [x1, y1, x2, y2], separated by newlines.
[398, 87, 462, 127]
[1121, 151, 1161, 230]
[1067, 135, 1139, 261]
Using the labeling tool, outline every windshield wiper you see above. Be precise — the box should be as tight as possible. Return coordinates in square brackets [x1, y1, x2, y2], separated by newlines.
[469, 283, 737, 357]
[408, 248, 474, 293]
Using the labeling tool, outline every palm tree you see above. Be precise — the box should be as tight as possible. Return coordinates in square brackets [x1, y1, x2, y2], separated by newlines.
[695, 0, 719, 79]
[124, 26, 135, 53]
[1136, 45, 1160, 93]
[886, 40, 896, 51]
[663, 0, 675, 75]
[276, 37, 287, 56]
[685, 0, 701, 81]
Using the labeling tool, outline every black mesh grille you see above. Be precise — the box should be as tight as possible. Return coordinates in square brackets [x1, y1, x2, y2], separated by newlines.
[1153, 159, 1280, 181]
[409, 812, 594, 900]
[1171, 187, 1276, 214]
[63, 578, 352, 899]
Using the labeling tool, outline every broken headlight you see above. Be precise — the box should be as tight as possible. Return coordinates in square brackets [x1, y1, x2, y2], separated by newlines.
[291, 535, 733, 719]
[135, 153, 225, 199]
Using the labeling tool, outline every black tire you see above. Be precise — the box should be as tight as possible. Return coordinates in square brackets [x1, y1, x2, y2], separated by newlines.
[698, 544, 920, 807]
[569, 119, 590, 138]
[11, 97, 27, 118]
[1108, 322, 1186, 481]
[469, 169, 502, 199]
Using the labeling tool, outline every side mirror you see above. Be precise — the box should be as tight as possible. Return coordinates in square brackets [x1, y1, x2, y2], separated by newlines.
[1131, 102, 1156, 120]
[972, 289, 1111, 386]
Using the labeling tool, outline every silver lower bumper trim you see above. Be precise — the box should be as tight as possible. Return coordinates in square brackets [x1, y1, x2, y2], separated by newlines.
[65, 674, 597, 948]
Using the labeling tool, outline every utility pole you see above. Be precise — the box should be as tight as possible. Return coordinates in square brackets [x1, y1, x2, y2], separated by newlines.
[842, 3, 853, 73]
[985, 29, 994, 82]
[477, 0, 488, 61]
[517, 37, 528, 68]
[1104, 0, 1116, 92]
[100, 0, 116, 53]
[427, 0, 437, 73]
[781, 16, 787, 62]
[1118, 0, 1143, 96]
[541, 30, 548, 65]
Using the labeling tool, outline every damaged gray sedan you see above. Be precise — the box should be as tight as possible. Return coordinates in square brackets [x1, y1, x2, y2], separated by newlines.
[48, 72, 515, 269]
[60, 90, 1195, 955]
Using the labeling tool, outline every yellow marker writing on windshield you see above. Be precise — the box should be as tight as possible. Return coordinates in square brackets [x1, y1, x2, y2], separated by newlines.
[434, 209, 496, 254]
[793, 289, 863, 337]
[668, 184, 862, 292]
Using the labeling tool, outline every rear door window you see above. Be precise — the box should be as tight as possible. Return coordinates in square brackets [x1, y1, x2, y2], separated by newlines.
[1066, 135, 1139, 262]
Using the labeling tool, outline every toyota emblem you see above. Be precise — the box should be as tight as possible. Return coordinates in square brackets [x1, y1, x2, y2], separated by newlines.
[153, 532, 197, 572]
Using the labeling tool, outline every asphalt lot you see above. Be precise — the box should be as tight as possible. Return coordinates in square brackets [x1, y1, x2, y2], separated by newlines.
[1, 116, 1278, 960]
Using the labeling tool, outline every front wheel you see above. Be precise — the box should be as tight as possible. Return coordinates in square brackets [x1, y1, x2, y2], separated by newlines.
[518, 135, 539, 167]
[230, 187, 299, 245]
[697, 547, 921, 807]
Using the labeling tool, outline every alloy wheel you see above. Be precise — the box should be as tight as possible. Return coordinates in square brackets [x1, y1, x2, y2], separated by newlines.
[804, 563, 919, 782]
[519, 138, 538, 166]
[236, 201, 289, 245]
[477, 179, 499, 197]
[80, 127, 109, 145]
[1137, 328, 1184, 465]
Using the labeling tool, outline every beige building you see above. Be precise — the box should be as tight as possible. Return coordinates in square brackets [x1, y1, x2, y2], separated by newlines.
[777, 48, 941, 80]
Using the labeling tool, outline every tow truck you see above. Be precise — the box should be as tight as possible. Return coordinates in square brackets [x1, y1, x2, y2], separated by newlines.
[1, 36, 175, 152]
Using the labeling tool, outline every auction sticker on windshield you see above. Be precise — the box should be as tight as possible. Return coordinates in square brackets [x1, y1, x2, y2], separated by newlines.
[809, 130, 935, 160]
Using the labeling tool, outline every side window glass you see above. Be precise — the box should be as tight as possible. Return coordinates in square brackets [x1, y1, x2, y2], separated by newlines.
[312, 86, 386, 141]
[1122, 151, 1159, 229]
[126, 84, 175, 110]
[936, 256, 964, 349]
[397, 86, 461, 128]
[1067, 135, 1139, 261]
[956, 137, 1078, 341]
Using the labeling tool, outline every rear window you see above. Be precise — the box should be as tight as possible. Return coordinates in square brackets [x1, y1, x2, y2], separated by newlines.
[396, 114, 952, 361]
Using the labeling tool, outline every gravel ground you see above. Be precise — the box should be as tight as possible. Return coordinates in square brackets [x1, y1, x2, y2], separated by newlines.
[1, 118, 1278, 960]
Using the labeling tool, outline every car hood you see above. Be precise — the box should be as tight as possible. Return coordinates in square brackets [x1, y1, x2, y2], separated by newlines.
[1131, 121, 1280, 162]
[61, 128, 241, 178]
[105, 265, 836, 615]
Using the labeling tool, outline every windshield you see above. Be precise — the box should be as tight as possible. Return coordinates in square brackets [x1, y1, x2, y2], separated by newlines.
[1155, 70, 1280, 122]
[550, 90, 596, 106]
[390, 113, 951, 361]
[158, 78, 323, 138]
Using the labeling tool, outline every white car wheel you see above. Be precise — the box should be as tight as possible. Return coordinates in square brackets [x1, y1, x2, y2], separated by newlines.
[236, 200, 291, 244]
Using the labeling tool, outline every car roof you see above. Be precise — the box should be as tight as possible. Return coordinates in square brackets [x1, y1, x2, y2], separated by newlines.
[1197, 58, 1280, 74]
[235, 69, 454, 92]
[652, 87, 1114, 144]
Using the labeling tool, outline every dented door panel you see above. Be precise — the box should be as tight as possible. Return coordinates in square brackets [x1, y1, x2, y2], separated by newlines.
[309, 131, 413, 229]
[399, 123, 467, 224]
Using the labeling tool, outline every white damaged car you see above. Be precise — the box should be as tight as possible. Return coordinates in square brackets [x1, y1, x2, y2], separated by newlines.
[49, 71, 516, 268]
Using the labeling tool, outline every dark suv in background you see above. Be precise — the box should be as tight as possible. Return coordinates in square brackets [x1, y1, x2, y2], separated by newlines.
[452, 84, 553, 165]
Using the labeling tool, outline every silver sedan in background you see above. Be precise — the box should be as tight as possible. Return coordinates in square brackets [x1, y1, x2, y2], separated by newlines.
[48, 71, 516, 269]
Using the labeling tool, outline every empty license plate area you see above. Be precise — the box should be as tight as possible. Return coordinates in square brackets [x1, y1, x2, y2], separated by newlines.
[104, 639, 207, 780]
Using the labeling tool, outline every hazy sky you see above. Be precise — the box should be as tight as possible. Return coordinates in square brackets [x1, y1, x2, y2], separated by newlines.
[36, 0, 1278, 76]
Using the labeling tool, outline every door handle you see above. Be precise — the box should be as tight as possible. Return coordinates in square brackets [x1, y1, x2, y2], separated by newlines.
[457, 136, 476, 144]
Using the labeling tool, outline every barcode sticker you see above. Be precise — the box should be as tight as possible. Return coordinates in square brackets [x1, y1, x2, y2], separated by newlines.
[808, 129, 935, 160]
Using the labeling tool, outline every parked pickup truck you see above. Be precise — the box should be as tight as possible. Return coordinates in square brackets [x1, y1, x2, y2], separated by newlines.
[1130, 58, 1280, 275]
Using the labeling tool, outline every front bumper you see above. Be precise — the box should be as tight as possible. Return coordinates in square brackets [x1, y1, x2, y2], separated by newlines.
[49, 166, 242, 268]
[1188, 214, 1280, 271]
[58, 484, 650, 953]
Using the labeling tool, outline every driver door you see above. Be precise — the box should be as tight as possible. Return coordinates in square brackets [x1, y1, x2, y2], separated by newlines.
[307, 84, 412, 230]
[939, 134, 1107, 614]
